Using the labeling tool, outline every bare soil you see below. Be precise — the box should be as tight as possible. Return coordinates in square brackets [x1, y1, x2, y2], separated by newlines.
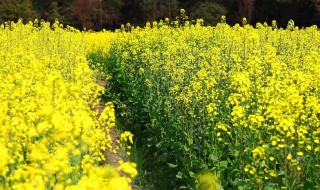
[96, 79, 122, 167]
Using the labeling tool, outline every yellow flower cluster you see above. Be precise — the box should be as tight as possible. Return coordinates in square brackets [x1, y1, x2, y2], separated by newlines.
[84, 19, 320, 189]
[0, 20, 136, 189]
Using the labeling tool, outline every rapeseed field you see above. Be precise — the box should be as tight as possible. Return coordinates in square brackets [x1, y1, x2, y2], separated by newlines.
[1, 17, 319, 189]
[0, 20, 136, 190]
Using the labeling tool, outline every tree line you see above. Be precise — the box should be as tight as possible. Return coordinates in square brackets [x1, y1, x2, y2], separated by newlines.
[0, 0, 319, 30]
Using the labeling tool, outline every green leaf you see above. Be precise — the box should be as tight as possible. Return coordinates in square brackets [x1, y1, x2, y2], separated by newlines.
[219, 160, 228, 169]
[278, 170, 285, 176]
[233, 150, 239, 157]
[176, 171, 183, 179]
[167, 163, 178, 168]
[189, 171, 195, 177]
[265, 182, 277, 190]
[208, 154, 218, 163]
[187, 137, 193, 144]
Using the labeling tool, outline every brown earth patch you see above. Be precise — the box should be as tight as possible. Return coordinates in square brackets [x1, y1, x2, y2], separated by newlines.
[96, 79, 121, 167]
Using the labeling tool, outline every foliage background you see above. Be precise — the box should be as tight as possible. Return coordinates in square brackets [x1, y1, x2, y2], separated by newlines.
[0, 0, 319, 30]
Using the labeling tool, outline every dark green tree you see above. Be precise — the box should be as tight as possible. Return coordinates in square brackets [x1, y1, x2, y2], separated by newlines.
[253, 0, 319, 27]
[32, 0, 72, 23]
[190, 2, 227, 26]
[100, 0, 124, 29]
[70, 0, 124, 30]
[48, 1, 63, 21]
[0, 0, 38, 23]
[138, 0, 179, 22]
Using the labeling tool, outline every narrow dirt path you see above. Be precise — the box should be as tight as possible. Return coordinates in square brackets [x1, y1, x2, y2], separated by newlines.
[96, 79, 121, 167]
[96, 79, 137, 190]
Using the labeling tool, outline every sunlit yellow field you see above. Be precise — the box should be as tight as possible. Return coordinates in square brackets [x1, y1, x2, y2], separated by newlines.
[0, 18, 319, 190]
[0, 20, 136, 190]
